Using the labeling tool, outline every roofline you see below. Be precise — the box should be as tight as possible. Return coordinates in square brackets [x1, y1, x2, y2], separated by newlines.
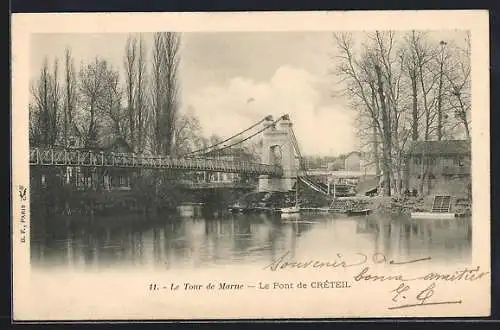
[405, 150, 471, 156]
[345, 151, 362, 157]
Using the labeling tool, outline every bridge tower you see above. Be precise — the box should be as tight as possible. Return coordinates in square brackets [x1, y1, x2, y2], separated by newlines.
[258, 115, 298, 192]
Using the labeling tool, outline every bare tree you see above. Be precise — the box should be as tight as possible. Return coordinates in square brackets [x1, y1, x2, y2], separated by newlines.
[333, 31, 412, 195]
[150, 32, 181, 156]
[109, 34, 152, 154]
[29, 103, 39, 145]
[171, 112, 202, 156]
[371, 31, 412, 194]
[76, 57, 120, 148]
[124, 35, 137, 149]
[436, 40, 449, 140]
[444, 33, 471, 140]
[333, 33, 387, 193]
[333, 30, 471, 197]
[412, 32, 440, 141]
[404, 32, 421, 141]
[29, 58, 60, 147]
[151, 33, 163, 154]
[404, 32, 444, 193]
[63, 48, 78, 147]
[135, 35, 149, 153]
[103, 68, 124, 143]
[29, 59, 50, 147]
[51, 59, 61, 140]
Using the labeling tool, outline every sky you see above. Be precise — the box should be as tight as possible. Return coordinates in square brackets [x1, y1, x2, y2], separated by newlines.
[30, 31, 467, 156]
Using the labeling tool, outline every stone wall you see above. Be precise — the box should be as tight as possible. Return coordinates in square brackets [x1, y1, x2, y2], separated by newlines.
[407, 175, 471, 198]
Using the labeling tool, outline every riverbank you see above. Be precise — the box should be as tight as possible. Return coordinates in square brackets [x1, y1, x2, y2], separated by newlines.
[363, 195, 471, 217]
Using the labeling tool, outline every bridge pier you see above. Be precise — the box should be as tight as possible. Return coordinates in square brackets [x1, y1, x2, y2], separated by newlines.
[258, 116, 297, 192]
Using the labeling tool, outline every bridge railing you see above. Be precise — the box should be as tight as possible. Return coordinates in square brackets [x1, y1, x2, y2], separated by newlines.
[29, 148, 283, 176]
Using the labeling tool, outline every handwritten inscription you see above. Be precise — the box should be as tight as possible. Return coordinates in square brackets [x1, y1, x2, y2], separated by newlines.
[263, 251, 489, 283]
[353, 265, 489, 282]
[263, 251, 367, 271]
[388, 282, 462, 310]
[263, 251, 431, 272]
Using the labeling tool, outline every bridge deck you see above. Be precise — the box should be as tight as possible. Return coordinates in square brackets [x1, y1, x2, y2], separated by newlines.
[29, 148, 283, 176]
[179, 181, 256, 189]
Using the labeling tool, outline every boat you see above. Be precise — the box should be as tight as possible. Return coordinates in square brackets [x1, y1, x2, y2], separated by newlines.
[347, 208, 372, 216]
[410, 212, 457, 220]
[281, 205, 300, 214]
[281, 212, 301, 221]
[228, 203, 245, 213]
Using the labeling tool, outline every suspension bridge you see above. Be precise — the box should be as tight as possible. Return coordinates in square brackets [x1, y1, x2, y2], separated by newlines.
[29, 114, 330, 194]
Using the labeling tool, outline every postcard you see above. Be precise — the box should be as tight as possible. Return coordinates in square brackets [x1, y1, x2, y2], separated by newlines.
[11, 10, 490, 320]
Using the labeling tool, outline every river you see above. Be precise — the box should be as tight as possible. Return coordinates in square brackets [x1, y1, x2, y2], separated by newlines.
[30, 213, 472, 271]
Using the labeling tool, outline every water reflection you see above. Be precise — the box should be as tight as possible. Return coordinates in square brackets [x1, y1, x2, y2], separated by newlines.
[30, 213, 472, 270]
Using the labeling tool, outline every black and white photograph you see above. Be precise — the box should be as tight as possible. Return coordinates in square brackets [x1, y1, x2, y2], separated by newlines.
[12, 11, 490, 320]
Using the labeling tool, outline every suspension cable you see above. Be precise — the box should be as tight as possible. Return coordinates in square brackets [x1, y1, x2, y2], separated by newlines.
[289, 126, 328, 193]
[195, 115, 286, 158]
[289, 126, 307, 172]
[183, 115, 273, 157]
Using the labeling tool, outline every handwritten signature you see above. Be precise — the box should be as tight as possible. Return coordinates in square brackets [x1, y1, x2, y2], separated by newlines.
[388, 282, 462, 310]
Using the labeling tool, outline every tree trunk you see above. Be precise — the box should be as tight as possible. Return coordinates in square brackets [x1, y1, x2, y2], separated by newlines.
[410, 69, 419, 141]
[456, 93, 470, 140]
[437, 60, 444, 140]
[375, 64, 391, 196]
[372, 124, 380, 176]
[419, 153, 425, 196]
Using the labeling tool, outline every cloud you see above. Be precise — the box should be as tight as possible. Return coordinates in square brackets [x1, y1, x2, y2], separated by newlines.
[184, 65, 356, 156]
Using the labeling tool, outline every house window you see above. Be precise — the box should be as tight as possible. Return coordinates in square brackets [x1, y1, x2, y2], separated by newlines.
[454, 156, 465, 166]
[444, 156, 454, 166]
[426, 157, 436, 165]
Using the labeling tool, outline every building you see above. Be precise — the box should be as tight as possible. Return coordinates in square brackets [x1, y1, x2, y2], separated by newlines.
[344, 151, 361, 172]
[68, 136, 135, 191]
[327, 158, 345, 171]
[101, 137, 135, 190]
[404, 140, 471, 198]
